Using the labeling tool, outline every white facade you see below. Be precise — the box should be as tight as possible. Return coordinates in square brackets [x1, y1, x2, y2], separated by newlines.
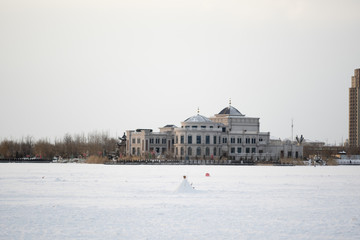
[126, 104, 303, 161]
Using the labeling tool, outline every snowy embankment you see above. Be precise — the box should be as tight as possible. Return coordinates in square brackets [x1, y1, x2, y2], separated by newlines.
[337, 159, 360, 165]
[1, 164, 360, 240]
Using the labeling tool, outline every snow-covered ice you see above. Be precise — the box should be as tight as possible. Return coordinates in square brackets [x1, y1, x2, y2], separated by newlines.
[1, 163, 360, 240]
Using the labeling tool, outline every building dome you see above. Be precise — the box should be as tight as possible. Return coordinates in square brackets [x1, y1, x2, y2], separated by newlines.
[218, 106, 244, 116]
[184, 114, 212, 123]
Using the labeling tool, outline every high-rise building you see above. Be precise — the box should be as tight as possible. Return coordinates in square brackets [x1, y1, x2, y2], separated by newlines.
[349, 68, 360, 147]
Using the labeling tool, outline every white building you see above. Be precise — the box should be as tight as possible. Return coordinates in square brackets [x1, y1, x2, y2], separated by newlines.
[126, 104, 303, 161]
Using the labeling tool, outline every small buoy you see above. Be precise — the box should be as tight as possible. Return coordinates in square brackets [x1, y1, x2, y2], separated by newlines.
[205, 173, 210, 177]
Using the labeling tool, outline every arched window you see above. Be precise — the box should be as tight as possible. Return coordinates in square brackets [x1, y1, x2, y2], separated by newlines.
[205, 147, 210, 156]
[196, 147, 201, 156]
[188, 147, 192, 156]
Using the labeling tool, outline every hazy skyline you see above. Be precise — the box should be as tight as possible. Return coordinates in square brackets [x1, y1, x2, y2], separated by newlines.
[1, 0, 360, 144]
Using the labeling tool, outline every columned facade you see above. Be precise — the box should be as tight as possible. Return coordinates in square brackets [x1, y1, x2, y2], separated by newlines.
[173, 114, 223, 160]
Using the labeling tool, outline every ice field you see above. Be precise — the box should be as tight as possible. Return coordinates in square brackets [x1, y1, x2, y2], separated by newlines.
[1, 163, 360, 240]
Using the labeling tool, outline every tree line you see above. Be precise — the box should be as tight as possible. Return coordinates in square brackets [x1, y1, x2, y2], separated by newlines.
[0, 132, 120, 160]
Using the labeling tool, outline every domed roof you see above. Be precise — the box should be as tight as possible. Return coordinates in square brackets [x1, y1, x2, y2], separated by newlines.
[184, 114, 212, 123]
[219, 106, 244, 116]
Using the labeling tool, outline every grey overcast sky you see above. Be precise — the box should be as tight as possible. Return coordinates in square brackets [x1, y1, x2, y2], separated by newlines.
[1, 0, 360, 144]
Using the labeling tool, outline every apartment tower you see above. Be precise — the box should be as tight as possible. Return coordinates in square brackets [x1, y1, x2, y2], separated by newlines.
[349, 68, 360, 147]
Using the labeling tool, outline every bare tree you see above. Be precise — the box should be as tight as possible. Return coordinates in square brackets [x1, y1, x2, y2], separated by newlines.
[34, 139, 54, 159]
[0, 132, 119, 160]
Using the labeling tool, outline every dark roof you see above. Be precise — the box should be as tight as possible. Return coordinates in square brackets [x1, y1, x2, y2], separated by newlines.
[218, 106, 244, 116]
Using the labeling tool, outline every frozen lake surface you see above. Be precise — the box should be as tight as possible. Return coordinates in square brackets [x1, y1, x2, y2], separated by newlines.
[1, 163, 360, 240]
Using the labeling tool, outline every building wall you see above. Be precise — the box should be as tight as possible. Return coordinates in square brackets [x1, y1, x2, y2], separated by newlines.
[126, 129, 174, 157]
[267, 140, 303, 159]
[173, 120, 223, 159]
[210, 115, 260, 132]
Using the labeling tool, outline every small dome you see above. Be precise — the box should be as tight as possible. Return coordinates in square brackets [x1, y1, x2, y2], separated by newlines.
[219, 106, 244, 116]
[163, 124, 177, 128]
[184, 114, 212, 123]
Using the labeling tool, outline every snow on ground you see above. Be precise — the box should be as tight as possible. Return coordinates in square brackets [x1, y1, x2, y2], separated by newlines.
[1, 163, 360, 240]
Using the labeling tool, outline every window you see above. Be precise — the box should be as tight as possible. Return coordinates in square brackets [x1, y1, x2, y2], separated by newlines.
[137, 147, 140, 155]
[252, 148, 256, 153]
[176, 136, 178, 144]
[156, 138, 160, 144]
[205, 147, 210, 156]
[196, 135, 201, 144]
[246, 138, 250, 144]
[201, 126, 206, 129]
[251, 138, 256, 144]
[246, 148, 250, 153]
[132, 138, 135, 144]
[206, 136, 210, 144]
[213, 136, 217, 144]
[210, 126, 213, 129]
[181, 135, 184, 144]
[196, 147, 201, 156]
[137, 138, 140, 144]
[237, 147, 242, 153]
[222, 127, 226, 132]
[231, 147, 235, 153]
[213, 147, 217, 156]
[132, 147, 135, 155]
[192, 126, 198, 129]
[150, 138, 154, 144]
[223, 138, 227, 144]
[185, 126, 190, 129]
[188, 147, 192, 156]
[181, 147, 184, 156]
[231, 138, 235, 144]
[162, 138, 166, 144]
[259, 138, 263, 142]
[237, 138, 242, 144]
[188, 135, 192, 144]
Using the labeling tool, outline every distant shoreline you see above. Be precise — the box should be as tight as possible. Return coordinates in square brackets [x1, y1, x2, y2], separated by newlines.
[2, 158, 359, 166]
